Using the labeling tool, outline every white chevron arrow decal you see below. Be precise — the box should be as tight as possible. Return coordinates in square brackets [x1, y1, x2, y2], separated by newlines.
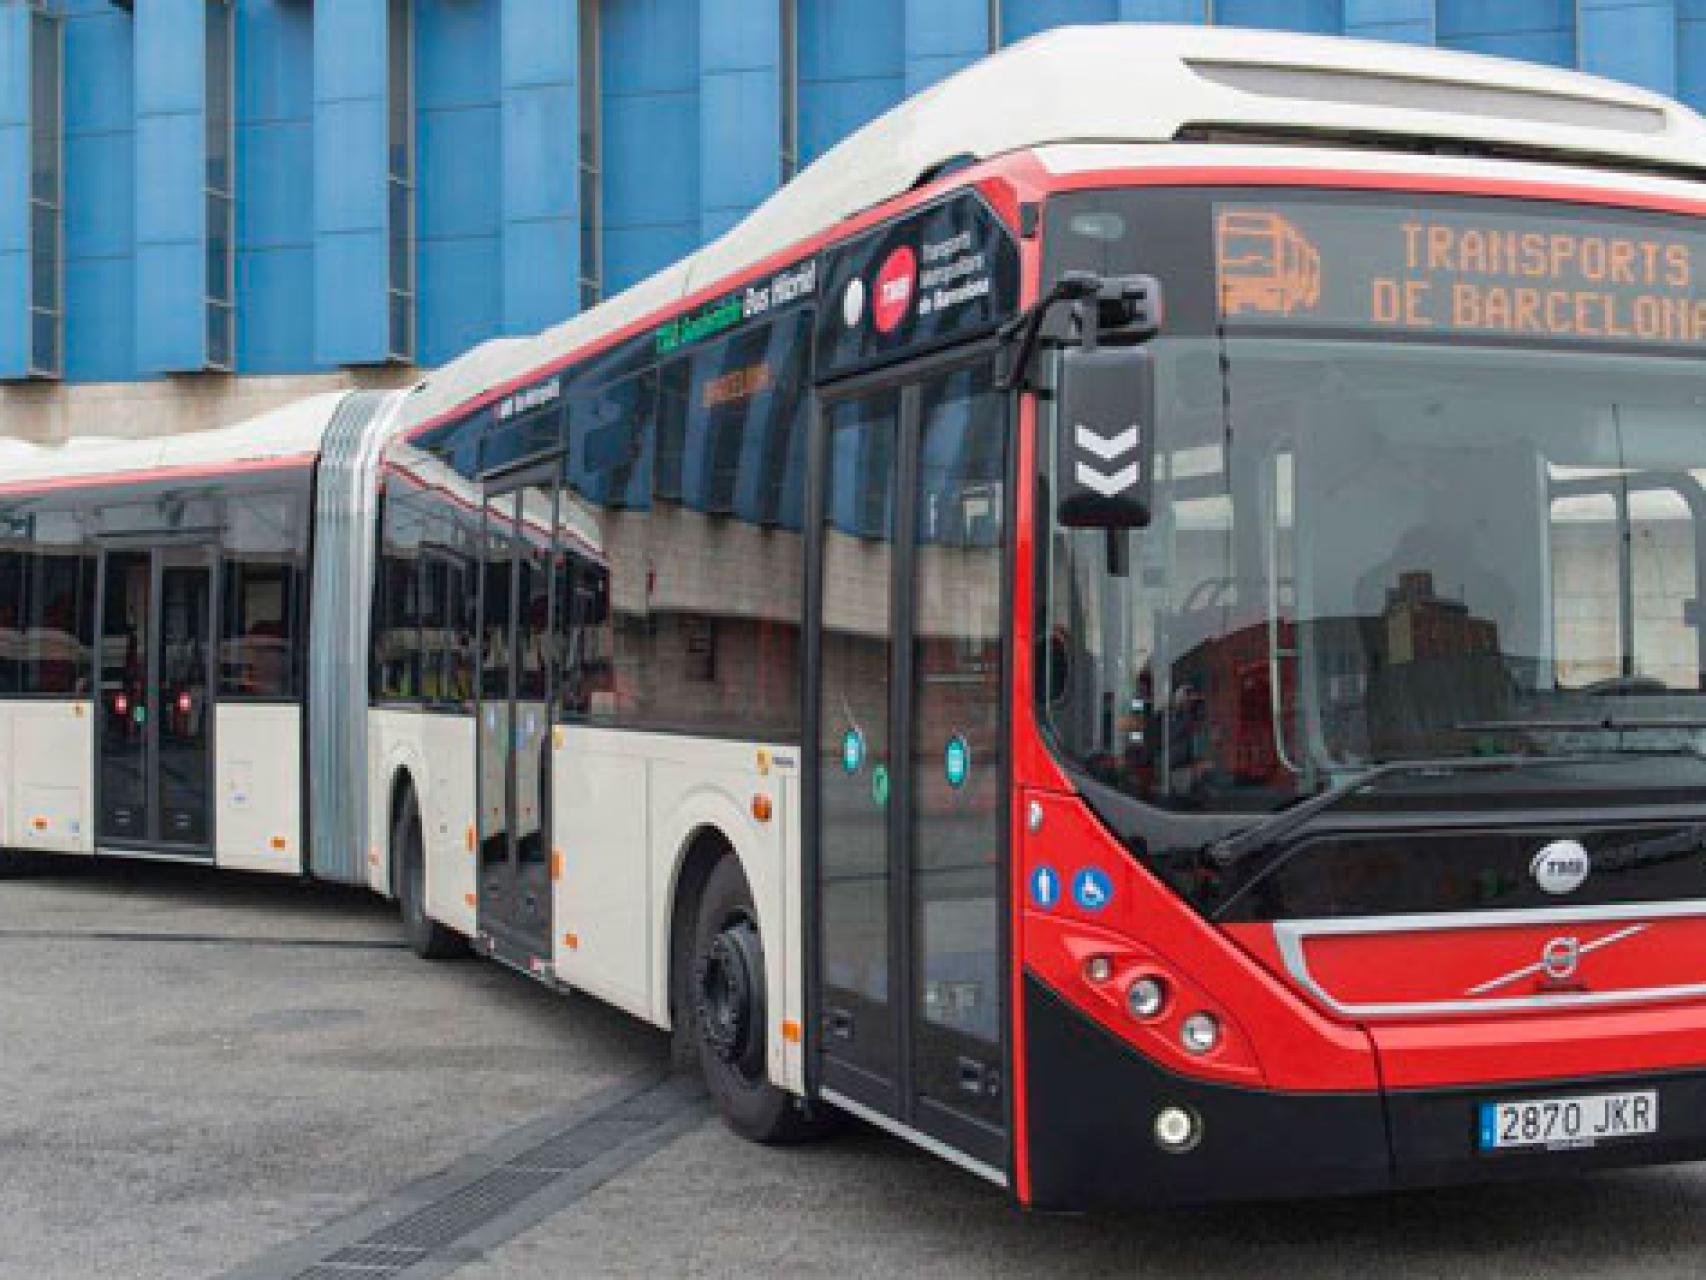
[1076, 460, 1139, 497]
[1075, 423, 1140, 461]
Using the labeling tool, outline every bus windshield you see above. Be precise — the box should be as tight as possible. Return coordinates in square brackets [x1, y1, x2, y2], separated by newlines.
[1042, 337, 1706, 813]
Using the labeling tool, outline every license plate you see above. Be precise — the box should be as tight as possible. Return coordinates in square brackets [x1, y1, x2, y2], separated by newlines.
[1478, 1090, 1658, 1152]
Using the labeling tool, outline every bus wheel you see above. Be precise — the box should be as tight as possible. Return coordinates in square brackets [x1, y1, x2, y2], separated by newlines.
[394, 790, 467, 961]
[690, 855, 838, 1144]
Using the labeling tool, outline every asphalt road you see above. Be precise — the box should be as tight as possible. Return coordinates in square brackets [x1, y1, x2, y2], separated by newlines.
[3, 858, 1706, 1279]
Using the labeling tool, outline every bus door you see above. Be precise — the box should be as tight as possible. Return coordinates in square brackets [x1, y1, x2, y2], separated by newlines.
[476, 470, 557, 970]
[95, 543, 216, 854]
[812, 355, 1011, 1178]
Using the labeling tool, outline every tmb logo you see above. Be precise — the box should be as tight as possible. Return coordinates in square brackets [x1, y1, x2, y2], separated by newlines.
[1530, 839, 1592, 895]
[872, 245, 918, 334]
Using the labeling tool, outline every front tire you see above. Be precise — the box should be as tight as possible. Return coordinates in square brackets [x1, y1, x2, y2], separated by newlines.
[394, 791, 467, 961]
[689, 855, 837, 1144]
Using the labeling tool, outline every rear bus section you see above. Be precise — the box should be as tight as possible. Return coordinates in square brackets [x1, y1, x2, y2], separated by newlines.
[1016, 165, 1706, 1206]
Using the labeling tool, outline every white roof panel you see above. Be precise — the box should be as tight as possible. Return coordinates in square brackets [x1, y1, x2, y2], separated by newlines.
[0, 393, 349, 490]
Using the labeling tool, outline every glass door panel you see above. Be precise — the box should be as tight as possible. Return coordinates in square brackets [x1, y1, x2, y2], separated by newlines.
[510, 481, 556, 952]
[156, 548, 213, 847]
[476, 478, 557, 965]
[909, 365, 1007, 1152]
[818, 389, 902, 1105]
[98, 551, 150, 843]
[478, 493, 517, 909]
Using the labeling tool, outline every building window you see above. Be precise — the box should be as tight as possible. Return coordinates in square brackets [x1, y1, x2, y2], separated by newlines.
[205, 0, 235, 371]
[28, 1, 61, 378]
[578, 0, 602, 310]
[780, 0, 798, 182]
[387, 0, 416, 361]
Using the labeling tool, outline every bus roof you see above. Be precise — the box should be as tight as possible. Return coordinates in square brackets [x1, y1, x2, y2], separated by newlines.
[0, 392, 349, 494]
[401, 22, 1706, 433]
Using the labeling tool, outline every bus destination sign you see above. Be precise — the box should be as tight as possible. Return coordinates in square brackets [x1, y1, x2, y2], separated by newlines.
[1214, 200, 1706, 349]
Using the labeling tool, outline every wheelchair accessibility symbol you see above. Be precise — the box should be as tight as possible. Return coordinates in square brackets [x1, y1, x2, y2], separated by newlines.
[1073, 867, 1113, 912]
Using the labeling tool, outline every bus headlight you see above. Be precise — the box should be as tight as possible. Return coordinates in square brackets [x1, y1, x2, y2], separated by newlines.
[1126, 975, 1167, 1020]
[1180, 1012, 1221, 1056]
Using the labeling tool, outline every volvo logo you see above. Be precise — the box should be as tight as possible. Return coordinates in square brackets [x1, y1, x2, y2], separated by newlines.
[1531, 839, 1592, 895]
[1542, 936, 1581, 982]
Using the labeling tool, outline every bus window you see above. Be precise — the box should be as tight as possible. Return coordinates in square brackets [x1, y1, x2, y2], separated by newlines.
[19, 541, 94, 697]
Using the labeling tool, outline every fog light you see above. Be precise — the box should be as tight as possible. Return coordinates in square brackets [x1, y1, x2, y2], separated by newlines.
[1180, 1012, 1221, 1056]
[1084, 955, 1113, 984]
[1126, 975, 1167, 1020]
[1154, 1106, 1202, 1153]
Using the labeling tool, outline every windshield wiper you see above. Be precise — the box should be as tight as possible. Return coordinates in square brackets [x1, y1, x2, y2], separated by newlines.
[1200, 754, 1607, 872]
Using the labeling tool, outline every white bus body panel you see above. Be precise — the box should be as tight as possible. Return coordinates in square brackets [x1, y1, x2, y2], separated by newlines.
[2, 701, 93, 855]
[368, 707, 477, 938]
[552, 727, 806, 1094]
[214, 703, 303, 874]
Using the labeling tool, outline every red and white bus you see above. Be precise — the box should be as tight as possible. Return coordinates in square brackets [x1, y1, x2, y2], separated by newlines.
[10, 24, 1706, 1206]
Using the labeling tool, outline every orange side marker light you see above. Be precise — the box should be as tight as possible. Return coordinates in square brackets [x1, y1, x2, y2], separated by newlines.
[751, 794, 773, 823]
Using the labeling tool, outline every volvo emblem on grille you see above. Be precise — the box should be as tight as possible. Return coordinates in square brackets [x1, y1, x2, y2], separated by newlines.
[1531, 839, 1591, 894]
[1542, 936, 1581, 982]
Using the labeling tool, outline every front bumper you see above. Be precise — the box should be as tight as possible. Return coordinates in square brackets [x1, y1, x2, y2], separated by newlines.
[1022, 975, 1706, 1209]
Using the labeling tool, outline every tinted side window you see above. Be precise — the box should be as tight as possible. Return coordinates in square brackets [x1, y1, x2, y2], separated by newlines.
[220, 491, 303, 699]
[556, 318, 809, 741]
[376, 480, 427, 702]
[0, 547, 22, 695]
[18, 514, 95, 696]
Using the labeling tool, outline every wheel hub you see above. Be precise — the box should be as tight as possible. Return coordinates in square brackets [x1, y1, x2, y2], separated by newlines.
[697, 917, 763, 1079]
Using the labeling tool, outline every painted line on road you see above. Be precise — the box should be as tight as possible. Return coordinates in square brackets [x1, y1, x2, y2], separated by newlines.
[0, 927, 408, 950]
[220, 1071, 710, 1280]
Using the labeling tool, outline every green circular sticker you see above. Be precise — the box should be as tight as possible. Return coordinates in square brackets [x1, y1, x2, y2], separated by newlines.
[945, 735, 970, 789]
[842, 728, 865, 775]
[872, 764, 890, 807]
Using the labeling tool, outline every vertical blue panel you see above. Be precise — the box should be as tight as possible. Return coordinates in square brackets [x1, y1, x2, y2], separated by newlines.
[1438, 0, 1575, 67]
[700, 0, 779, 240]
[1681, 0, 1706, 110]
[313, 0, 388, 366]
[1580, 0, 1677, 93]
[906, 0, 992, 92]
[0, 8, 29, 378]
[134, 0, 206, 374]
[1216, 0, 1343, 32]
[63, 0, 135, 383]
[1344, 0, 1433, 43]
[501, 0, 579, 334]
[1000, 0, 1117, 44]
[1116, 0, 1210, 22]
[602, 0, 699, 293]
[238, 0, 316, 373]
[799, 0, 903, 166]
[417, 0, 499, 365]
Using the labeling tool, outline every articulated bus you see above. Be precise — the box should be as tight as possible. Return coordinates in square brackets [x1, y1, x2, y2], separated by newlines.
[12, 25, 1706, 1206]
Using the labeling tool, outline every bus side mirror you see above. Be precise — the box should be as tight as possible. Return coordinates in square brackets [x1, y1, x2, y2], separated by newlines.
[1056, 344, 1155, 531]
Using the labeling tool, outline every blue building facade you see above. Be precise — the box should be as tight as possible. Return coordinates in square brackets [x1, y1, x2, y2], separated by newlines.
[1, 0, 1703, 387]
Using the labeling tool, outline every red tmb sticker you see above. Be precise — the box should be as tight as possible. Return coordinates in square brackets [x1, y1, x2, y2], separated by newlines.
[872, 245, 918, 334]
